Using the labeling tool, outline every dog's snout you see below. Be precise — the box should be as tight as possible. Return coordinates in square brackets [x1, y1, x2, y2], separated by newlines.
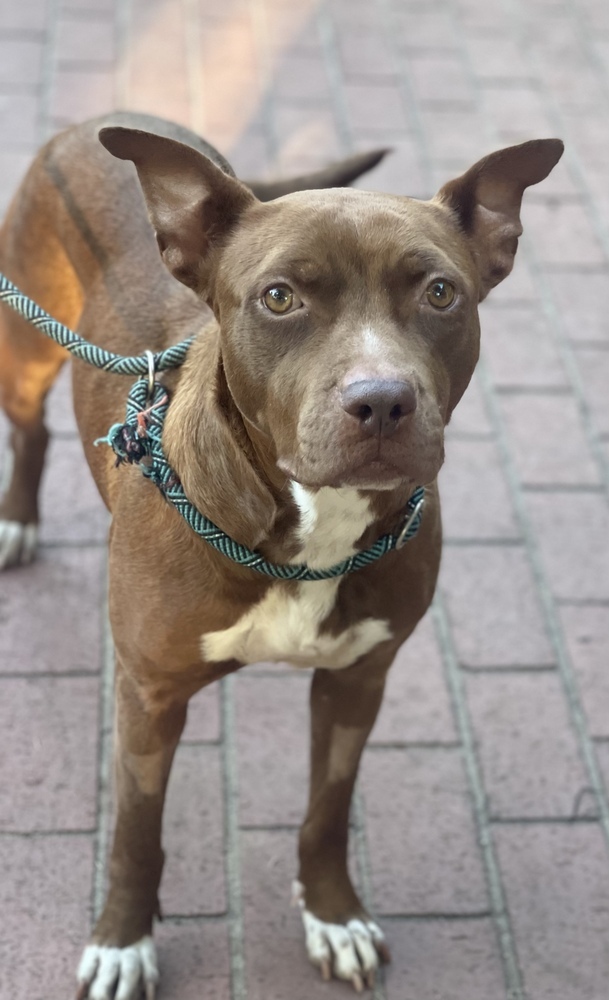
[340, 379, 417, 437]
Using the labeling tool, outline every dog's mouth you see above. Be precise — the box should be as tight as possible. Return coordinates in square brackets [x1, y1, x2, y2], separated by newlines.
[277, 441, 443, 492]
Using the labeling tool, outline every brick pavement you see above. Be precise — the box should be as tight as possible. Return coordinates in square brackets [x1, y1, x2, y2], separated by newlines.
[0, 0, 608, 997]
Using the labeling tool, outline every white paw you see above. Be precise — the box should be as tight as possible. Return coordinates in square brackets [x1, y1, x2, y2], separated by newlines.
[292, 880, 389, 992]
[76, 936, 159, 1000]
[0, 519, 38, 570]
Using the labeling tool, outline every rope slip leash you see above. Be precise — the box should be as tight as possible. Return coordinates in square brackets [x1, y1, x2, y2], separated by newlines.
[0, 271, 425, 580]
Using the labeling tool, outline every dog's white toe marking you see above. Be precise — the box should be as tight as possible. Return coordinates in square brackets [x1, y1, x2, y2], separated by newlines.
[0, 520, 38, 570]
[293, 880, 386, 990]
[77, 936, 158, 1000]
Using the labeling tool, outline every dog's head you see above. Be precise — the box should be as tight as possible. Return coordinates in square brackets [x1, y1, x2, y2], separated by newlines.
[99, 128, 563, 494]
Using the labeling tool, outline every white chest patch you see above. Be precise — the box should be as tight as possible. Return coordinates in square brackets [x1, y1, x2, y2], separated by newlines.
[201, 485, 392, 670]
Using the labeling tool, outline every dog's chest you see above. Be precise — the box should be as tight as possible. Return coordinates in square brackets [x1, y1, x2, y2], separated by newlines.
[201, 486, 392, 669]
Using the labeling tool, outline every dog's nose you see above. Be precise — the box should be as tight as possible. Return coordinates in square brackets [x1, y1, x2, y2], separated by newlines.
[340, 379, 417, 437]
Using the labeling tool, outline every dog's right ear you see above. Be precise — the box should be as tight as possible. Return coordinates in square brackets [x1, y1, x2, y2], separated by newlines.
[99, 126, 256, 294]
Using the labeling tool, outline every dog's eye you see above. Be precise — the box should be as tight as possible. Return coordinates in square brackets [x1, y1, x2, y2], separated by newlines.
[263, 285, 301, 314]
[426, 279, 456, 309]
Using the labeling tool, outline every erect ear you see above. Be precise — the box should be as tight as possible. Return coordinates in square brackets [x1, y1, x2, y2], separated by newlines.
[98, 126, 256, 293]
[246, 148, 390, 201]
[435, 139, 564, 300]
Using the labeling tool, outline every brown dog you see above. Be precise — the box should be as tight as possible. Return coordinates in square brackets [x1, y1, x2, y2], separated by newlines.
[0, 112, 563, 998]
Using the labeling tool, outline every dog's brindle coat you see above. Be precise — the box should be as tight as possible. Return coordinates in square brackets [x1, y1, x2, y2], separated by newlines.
[0, 112, 562, 997]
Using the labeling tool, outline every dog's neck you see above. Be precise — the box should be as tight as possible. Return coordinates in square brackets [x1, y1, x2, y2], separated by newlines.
[162, 327, 414, 566]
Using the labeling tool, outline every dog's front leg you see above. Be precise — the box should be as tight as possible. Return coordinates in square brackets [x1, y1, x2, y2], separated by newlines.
[77, 662, 187, 1000]
[296, 642, 398, 991]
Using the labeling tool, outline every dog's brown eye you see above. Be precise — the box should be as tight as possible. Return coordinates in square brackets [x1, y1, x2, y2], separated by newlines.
[426, 280, 456, 309]
[263, 285, 299, 314]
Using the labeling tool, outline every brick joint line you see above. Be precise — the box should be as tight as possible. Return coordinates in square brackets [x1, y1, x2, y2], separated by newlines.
[433, 595, 527, 1000]
[221, 674, 247, 1000]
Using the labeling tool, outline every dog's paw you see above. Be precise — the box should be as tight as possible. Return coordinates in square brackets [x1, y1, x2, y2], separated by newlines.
[76, 936, 159, 1000]
[0, 519, 38, 570]
[292, 881, 390, 992]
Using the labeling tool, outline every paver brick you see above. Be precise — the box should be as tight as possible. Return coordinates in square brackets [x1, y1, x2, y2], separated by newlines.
[482, 257, 537, 303]
[225, 124, 270, 180]
[439, 438, 519, 540]
[444, 369, 493, 436]
[465, 670, 588, 819]
[352, 132, 426, 199]
[126, 1, 191, 125]
[370, 612, 457, 746]
[336, 28, 397, 81]
[0, 39, 44, 87]
[499, 391, 600, 486]
[155, 921, 231, 1000]
[273, 102, 342, 171]
[419, 107, 486, 162]
[343, 82, 410, 134]
[0, 834, 94, 997]
[0, 547, 105, 675]
[46, 364, 79, 435]
[162, 744, 226, 916]
[0, 150, 35, 214]
[241, 827, 355, 1000]
[409, 51, 473, 104]
[525, 490, 609, 602]
[50, 67, 116, 124]
[539, 271, 609, 346]
[361, 747, 488, 914]
[559, 604, 609, 740]
[440, 545, 555, 668]
[465, 36, 531, 80]
[61, 0, 116, 11]
[385, 917, 506, 1000]
[391, 6, 459, 51]
[39, 436, 109, 544]
[256, 0, 321, 55]
[572, 347, 609, 434]
[327, 0, 381, 31]
[481, 303, 569, 389]
[454, 0, 510, 31]
[525, 199, 607, 267]
[0, 92, 40, 149]
[595, 740, 609, 796]
[0, 0, 46, 31]
[236, 673, 309, 827]
[199, 18, 262, 138]
[0, 676, 99, 831]
[182, 684, 221, 744]
[56, 13, 116, 65]
[481, 83, 554, 140]
[270, 52, 330, 101]
[494, 823, 609, 1000]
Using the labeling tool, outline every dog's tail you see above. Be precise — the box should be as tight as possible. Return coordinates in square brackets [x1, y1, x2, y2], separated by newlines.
[246, 148, 389, 201]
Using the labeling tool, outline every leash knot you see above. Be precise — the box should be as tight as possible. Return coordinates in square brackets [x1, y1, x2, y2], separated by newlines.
[95, 379, 169, 469]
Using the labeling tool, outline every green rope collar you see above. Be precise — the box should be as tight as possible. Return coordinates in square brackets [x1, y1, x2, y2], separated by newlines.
[0, 272, 425, 580]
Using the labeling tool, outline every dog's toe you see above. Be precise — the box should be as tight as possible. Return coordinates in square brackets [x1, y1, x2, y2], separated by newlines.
[76, 936, 158, 1000]
[0, 519, 38, 569]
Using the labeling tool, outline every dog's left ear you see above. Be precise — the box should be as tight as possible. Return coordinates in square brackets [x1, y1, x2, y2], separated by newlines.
[435, 139, 564, 300]
[99, 126, 256, 293]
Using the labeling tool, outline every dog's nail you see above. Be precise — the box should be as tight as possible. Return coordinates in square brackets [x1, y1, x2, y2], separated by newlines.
[75, 983, 89, 1000]
[145, 982, 157, 1000]
[320, 958, 332, 981]
[366, 969, 376, 988]
[352, 971, 364, 993]
[377, 941, 391, 964]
